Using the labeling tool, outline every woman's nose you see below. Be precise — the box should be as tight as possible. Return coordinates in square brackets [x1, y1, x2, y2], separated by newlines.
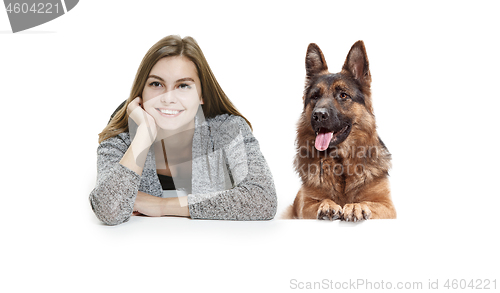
[159, 89, 177, 104]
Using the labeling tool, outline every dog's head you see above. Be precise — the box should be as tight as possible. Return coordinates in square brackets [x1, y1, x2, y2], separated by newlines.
[303, 41, 376, 151]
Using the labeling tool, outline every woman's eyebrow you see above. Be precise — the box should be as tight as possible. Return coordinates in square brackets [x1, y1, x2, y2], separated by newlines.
[176, 77, 195, 83]
[147, 75, 165, 82]
[147, 75, 194, 83]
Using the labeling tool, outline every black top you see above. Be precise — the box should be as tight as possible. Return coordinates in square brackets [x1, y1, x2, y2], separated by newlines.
[157, 174, 176, 190]
[157, 173, 193, 193]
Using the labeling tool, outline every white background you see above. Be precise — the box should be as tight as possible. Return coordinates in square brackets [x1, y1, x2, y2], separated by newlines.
[1, 1, 499, 292]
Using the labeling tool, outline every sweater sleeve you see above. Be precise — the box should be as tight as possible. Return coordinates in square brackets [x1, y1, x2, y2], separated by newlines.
[187, 116, 277, 220]
[89, 133, 141, 225]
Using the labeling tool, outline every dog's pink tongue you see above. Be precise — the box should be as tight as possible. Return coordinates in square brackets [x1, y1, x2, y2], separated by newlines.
[315, 132, 333, 151]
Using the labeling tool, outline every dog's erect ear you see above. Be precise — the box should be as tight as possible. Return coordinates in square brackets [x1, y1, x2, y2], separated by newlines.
[342, 40, 371, 86]
[306, 43, 328, 78]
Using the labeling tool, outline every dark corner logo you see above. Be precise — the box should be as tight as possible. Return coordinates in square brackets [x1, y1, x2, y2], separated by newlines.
[3, 0, 79, 33]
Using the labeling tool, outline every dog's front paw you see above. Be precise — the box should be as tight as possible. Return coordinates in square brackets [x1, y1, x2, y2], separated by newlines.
[317, 199, 342, 221]
[342, 203, 371, 222]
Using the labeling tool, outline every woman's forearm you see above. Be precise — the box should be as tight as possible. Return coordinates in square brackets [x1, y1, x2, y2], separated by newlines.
[162, 195, 190, 217]
[119, 126, 154, 176]
[134, 191, 190, 218]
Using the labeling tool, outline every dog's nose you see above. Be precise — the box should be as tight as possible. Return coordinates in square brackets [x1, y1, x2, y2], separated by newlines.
[313, 108, 329, 122]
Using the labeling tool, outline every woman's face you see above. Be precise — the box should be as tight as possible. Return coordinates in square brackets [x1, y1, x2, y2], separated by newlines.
[142, 56, 203, 132]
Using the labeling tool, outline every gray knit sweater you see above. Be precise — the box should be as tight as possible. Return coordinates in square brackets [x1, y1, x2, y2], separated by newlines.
[89, 113, 277, 225]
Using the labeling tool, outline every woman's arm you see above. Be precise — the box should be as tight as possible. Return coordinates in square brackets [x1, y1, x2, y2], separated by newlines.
[133, 191, 189, 217]
[187, 116, 277, 220]
[89, 133, 190, 224]
[89, 133, 143, 225]
[120, 97, 158, 176]
[89, 97, 159, 225]
[119, 124, 154, 176]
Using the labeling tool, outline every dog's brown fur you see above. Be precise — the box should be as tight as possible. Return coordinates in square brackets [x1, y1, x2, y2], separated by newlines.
[284, 41, 396, 221]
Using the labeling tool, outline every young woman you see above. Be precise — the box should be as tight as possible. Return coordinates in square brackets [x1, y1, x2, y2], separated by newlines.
[89, 35, 277, 225]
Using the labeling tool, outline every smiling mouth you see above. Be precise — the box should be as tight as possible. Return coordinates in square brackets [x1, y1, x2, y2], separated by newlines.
[314, 125, 351, 151]
[156, 108, 184, 116]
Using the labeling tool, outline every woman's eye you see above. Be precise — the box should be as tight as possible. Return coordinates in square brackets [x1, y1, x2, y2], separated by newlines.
[178, 83, 192, 90]
[149, 81, 162, 88]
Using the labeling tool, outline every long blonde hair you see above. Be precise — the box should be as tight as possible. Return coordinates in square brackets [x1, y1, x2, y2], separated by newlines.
[98, 35, 251, 143]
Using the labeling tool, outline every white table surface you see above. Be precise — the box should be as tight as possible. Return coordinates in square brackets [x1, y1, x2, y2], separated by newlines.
[6, 209, 491, 293]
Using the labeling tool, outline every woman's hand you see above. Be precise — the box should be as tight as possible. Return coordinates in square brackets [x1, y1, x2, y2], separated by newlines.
[127, 97, 158, 143]
[119, 97, 158, 176]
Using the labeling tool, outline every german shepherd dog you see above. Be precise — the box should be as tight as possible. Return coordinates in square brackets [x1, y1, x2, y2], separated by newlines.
[285, 41, 396, 221]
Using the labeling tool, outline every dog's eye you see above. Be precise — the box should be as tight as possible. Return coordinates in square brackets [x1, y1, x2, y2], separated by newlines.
[340, 93, 350, 100]
[309, 93, 320, 100]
